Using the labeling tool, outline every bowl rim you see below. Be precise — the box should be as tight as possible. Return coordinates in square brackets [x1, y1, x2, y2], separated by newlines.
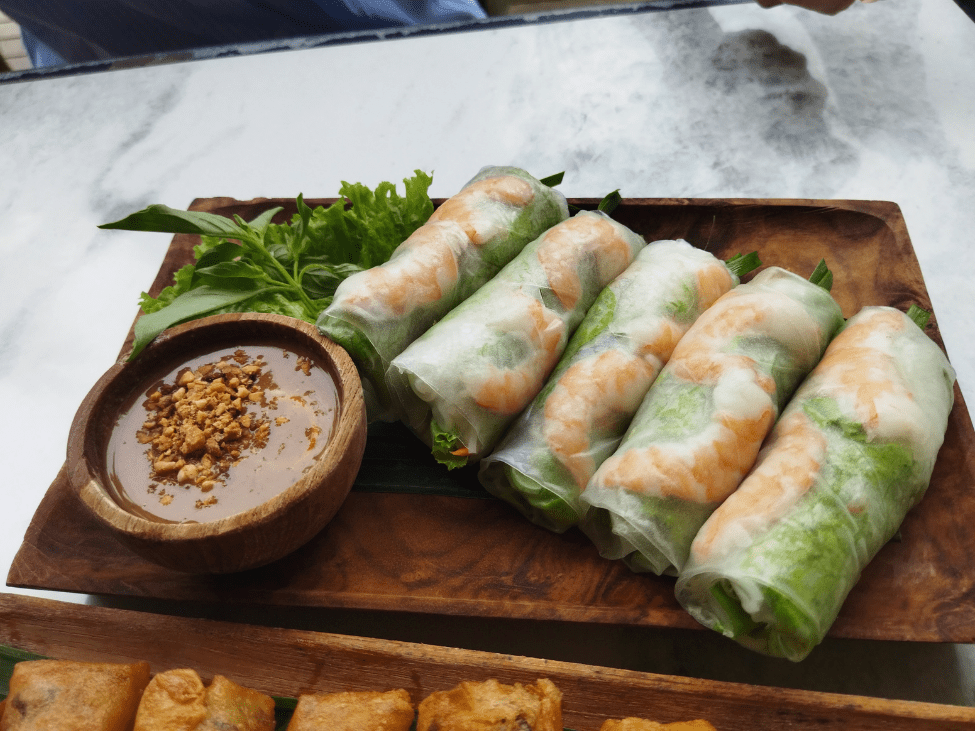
[66, 312, 365, 542]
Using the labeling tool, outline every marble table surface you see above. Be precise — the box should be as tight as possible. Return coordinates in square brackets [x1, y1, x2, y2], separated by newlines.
[1, 0, 974, 709]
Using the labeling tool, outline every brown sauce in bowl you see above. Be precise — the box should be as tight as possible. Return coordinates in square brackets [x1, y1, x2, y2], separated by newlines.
[106, 344, 338, 523]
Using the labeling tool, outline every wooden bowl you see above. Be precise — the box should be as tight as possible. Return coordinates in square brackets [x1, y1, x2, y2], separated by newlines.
[66, 313, 367, 574]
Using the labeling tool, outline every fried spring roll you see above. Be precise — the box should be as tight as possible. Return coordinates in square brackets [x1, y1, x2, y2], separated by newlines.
[286, 689, 414, 731]
[388, 210, 645, 467]
[317, 166, 568, 421]
[1, 659, 150, 731]
[600, 719, 717, 730]
[478, 240, 743, 532]
[580, 266, 844, 576]
[675, 306, 955, 661]
[416, 678, 562, 731]
[133, 669, 274, 731]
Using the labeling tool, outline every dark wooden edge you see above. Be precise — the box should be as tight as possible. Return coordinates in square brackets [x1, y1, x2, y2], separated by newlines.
[1, 593, 973, 730]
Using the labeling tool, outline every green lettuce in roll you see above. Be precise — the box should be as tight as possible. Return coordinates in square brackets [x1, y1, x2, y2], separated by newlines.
[478, 240, 760, 533]
[317, 166, 569, 422]
[675, 305, 956, 661]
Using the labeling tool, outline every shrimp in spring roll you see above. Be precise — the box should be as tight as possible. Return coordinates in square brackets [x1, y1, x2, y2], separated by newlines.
[580, 264, 844, 576]
[317, 166, 568, 421]
[388, 209, 646, 468]
[675, 306, 955, 661]
[478, 241, 760, 532]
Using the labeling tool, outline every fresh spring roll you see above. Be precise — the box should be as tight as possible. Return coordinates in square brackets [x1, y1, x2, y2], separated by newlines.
[317, 166, 569, 421]
[579, 265, 845, 576]
[387, 210, 646, 468]
[675, 306, 955, 661]
[478, 241, 760, 532]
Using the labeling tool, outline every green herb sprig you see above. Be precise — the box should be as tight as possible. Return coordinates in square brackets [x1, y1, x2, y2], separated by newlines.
[99, 172, 435, 359]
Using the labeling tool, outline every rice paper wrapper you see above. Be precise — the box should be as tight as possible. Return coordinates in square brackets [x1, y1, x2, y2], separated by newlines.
[580, 266, 845, 576]
[388, 210, 646, 465]
[478, 240, 739, 533]
[317, 165, 568, 422]
[675, 306, 956, 661]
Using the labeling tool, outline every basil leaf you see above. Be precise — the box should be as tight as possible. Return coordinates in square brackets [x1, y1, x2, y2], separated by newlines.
[246, 206, 284, 236]
[288, 194, 315, 261]
[196, 260, 271, 280]
[194, 241, 245, 270]
[539, 172, 564, 187]
[99, 204, 248, 238]
[597, 189, 622, 215]
[129, 285, 271, 359]
[298, 262, 363, 300]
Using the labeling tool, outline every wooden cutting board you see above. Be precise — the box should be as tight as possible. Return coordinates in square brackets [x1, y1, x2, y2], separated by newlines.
[2, 593, 974, 730]
[9, 197, 975, 644]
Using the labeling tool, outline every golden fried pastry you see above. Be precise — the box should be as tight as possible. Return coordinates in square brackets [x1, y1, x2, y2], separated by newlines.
[133, 669, 274, 731]
[199, 674, 275, 731]
[416, 678, 562, 731]
[0, 659, 151, 731]
[286, 689, 414, 731]
[599, 719, 717, 730]
[134, 668, 207, 731]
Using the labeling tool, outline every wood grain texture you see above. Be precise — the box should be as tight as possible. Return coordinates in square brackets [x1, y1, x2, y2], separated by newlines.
[2, 594, 974, 730]
[8, 198, 975, 643]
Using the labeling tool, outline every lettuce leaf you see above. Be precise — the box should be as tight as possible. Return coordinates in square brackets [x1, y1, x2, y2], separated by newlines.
[430, 420, 471, 470]
[101, 171, 434, 359]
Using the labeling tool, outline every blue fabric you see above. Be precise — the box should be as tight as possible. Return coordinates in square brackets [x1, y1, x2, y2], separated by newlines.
[0, 0, 487, 68]
[19, 26, 68, 68]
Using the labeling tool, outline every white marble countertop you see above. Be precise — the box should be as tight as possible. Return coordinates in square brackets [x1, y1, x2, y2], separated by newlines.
[1, 0, 974, 710]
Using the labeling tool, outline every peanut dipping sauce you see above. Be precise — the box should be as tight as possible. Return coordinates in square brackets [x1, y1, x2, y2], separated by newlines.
[106, 344, 338, 523]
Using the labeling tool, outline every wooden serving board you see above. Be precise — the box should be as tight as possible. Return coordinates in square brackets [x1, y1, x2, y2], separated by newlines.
[2, 593, 974, 730]
[9, 198, 975, 644]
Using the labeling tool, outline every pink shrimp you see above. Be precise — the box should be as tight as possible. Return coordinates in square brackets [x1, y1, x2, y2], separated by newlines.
[339, 221, 464, 316]
[536, 215, 635, 311]
[591, 293, 784, 503]
[690, 409, 828, 563]
[543, 350, 659, 490]
[813, 309, 906, 433]
[665, 290, 785, 398]
[427, 175, 534, 245]
[683, 292, 768, 341]
[696, 260, 737, 312]
[690, 310, 916, 564]
[634, 318, 686, 369]
[594, 399, 775, 504]
[471, 292, 565, 415]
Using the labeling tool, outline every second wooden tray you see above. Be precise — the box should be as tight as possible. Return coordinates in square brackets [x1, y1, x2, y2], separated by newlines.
[2, 593, 974, 730]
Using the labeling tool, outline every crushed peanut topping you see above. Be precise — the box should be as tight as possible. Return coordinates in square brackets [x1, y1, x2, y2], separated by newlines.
[137, 351, 271, 511]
